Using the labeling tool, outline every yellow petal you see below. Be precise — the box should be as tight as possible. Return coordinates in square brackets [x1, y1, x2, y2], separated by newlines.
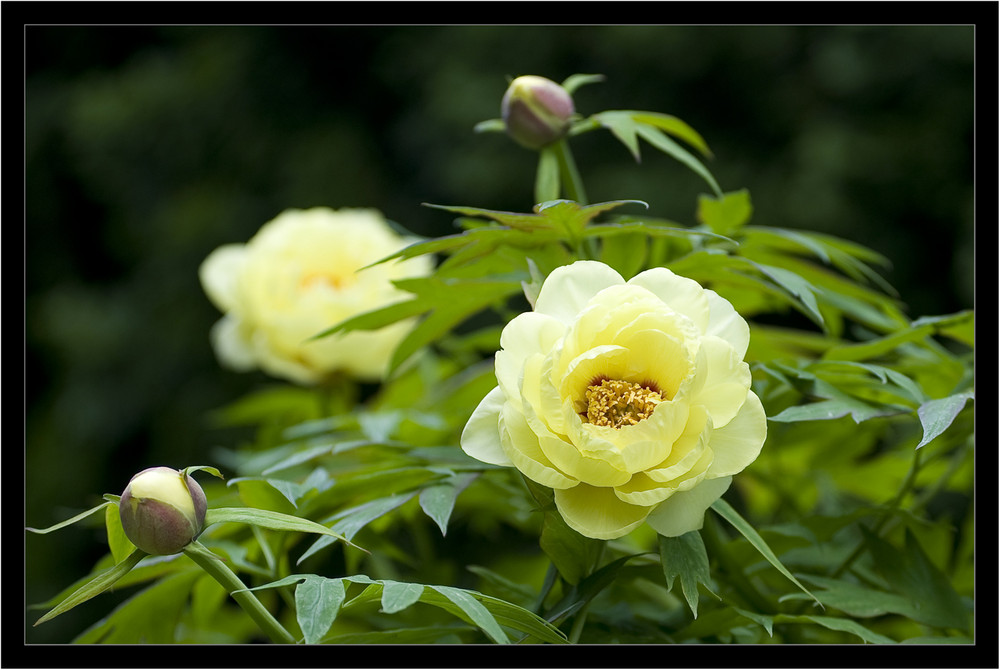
[689, 336, 752, 428]
[644, 405, 711, 482]
[645, 476, 732, 538]
[557, 344, 630, 413]
[615, 328, 692, 400]
[534, 261, 625, 325]
[627, 267, 711, 333]
[209, 315, 257, 371]
[199, 244, 247, 312]
[705, 390, 767, 478]
[460, 386, 512, 466]
[554, 483, 651, 540]
[704, 288, 750, 359]
[536, 413, 631, 487]
[500, 402, 578, 489]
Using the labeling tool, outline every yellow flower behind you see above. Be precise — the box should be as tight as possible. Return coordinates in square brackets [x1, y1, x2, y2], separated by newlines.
[461, 260, 766, 540]
[199, 207, 432, 385]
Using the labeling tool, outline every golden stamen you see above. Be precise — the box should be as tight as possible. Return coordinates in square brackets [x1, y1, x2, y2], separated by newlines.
[584, 379, 662, 429]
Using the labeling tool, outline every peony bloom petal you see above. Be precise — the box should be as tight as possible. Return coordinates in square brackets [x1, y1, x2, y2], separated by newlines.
[199, 244, 246, 312]
[198, 208, 431, 384]
[533, 261, 625, 325]
[627, 266, 711, 333]
[704, 289, 750, 359]
[645, 476, 732, 537]
[554, 483, 651, 540]
[460, 386, 513, 467]
[500, 402, 578, 489]
[706, 390, 767, 478]
[689, 335, 753, 428]
[459, 260, 765, 542]
[209, 315, 257, 371]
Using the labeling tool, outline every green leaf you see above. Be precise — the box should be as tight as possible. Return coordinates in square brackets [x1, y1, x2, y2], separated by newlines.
[182, 465, 225, 481]
[634, 123, 722, 196]
[473, 118, 505, 134]
[863, 528, 969, 630]
[34, 548, 147, 626]
[753, 262, 825, 328]
[380, 581, 425, 614]
[74, 569, 203, 643]
[659, 531, 716, 618]
[104, 502, 135, 563]
[772, 614, 896, 644]
[560, 73, 605, 94]
[296, 575, 347, 644]
[629, 111, 712, 156]
[419, 473, 477, 536]
[789, 574, 927, 620]
[205, 507, 354, 547]
[710, 499, 820, 606]
[916, 391, 974, 449]
[697, 189, 753, 237]
[430, 585, 509, 644]
[539, 511, 601, 586]
[26, 500, 113, 535]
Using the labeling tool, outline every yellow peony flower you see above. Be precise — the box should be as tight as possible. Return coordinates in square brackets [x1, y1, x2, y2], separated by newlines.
[461, 260, 766, 540]
[200, 207, 432, 385]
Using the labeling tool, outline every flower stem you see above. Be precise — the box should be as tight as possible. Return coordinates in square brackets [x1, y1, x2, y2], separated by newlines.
[183, 540, 296, 644]
[551, 138, 588, 205]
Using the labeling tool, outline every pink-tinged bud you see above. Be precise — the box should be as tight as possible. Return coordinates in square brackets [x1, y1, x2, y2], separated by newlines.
[119, 467, 207, 555]
[501, 75, 575, 150]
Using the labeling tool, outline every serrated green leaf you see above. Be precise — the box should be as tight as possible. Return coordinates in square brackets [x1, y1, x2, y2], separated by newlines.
[710, 499, 820, 606]
[659, 531, 716, 618]
[916, 391, 974, 449]
[34, 548, 147, 626]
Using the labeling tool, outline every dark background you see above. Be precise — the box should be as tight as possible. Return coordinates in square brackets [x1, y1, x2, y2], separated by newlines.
[24, 24, 976, 643]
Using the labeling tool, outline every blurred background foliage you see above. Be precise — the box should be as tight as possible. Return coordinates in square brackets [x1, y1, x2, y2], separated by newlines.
[25, 25, 973, 643]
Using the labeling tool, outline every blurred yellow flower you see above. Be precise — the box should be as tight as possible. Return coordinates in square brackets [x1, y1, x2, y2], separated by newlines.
[461, 261, 766, 540]
[199, 207, 431, 384]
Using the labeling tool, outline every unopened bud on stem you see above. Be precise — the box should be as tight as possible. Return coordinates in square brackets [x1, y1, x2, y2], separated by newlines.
[501, 75, 574, 150]
[119, 467, 207, 555]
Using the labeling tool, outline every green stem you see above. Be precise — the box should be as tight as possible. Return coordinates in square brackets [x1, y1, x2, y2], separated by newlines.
[829, 446, 924, 581]
[184, 540, 296, 644]
[551, 138, 588, 205]
[566, 542, 606, 644]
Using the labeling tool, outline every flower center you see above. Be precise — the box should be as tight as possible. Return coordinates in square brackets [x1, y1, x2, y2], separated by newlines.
[584, 378, 662, 429]
[300, 271, 352, 290]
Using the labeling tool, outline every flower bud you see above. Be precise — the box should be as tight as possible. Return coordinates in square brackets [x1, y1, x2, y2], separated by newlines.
[501, 75, 574, 150]
[119, 467, 207, 555]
